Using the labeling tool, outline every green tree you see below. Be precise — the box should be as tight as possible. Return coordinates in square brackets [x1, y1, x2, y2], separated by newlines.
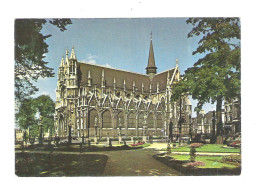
[16, 95, 55, 137]
[172, 18, 240, 137]
[16, 98, 37, 132]
[15, 19, 72, 101]
[34, 95, 55, 136]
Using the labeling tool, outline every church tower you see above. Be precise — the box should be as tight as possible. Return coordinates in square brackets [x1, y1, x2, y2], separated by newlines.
[146, 32, 157, 79]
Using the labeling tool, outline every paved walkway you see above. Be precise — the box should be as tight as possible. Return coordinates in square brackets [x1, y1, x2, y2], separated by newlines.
[101, 149, 183, 176]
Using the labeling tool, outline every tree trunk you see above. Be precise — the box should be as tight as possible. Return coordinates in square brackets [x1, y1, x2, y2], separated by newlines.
[216, 96, 223, 136]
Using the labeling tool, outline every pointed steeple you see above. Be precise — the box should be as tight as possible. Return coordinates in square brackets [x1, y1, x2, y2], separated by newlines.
[176, 59, 179, 68]
[88, 70, 91, 87]
[101, 69, 105, 88]
[133, 81, 136, 92]
[113, 77, 116, 90]
[123, 80, 126, 91]
[146, 32, 157, 76]
[70, 46, 76, 59]
[66, 48, 69, 59]
[60, 56, 64, 67]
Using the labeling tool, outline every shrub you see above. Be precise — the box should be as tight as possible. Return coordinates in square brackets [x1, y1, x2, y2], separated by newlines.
[221, 155, 241, 164]
[167, 143, 171, 154]
[190, 147, 196, 162]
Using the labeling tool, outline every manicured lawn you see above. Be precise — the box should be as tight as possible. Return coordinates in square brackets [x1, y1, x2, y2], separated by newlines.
[170, 144, 240, 153]
[171, 154, 240, 169]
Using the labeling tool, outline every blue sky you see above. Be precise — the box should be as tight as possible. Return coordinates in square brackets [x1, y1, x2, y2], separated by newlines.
[34, 18, 215, 117]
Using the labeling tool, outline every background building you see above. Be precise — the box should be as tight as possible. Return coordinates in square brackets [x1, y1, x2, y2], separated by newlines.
[224, 98, 241, 135]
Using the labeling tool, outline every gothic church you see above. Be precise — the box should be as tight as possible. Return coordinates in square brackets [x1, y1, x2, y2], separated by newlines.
[55, 37, 192, 138]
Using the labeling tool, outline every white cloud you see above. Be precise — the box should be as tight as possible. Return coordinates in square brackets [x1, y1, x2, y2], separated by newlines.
[41, 91, 50, 96]
[82, 54, 113, 68]
[103, 63, 113, 68]
[82, 53, 98, 64]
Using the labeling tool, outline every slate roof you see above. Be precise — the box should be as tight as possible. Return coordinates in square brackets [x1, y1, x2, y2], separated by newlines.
[78, 62, 175, 93]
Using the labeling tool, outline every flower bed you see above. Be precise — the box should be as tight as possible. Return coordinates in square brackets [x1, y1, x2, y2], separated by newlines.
[190, 143, 204, 148]
[184, 161, 205, 168]
[229, 141, 241, 148]
[130, 141, 145, 147]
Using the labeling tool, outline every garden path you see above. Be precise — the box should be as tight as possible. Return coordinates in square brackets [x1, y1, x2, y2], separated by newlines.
[101, 148, 183, 176]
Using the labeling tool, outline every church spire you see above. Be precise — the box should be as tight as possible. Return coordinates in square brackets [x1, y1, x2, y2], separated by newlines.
[70, 46, 76, 59]
[60, 56, 64, 67]
[146, 32, 157, 76]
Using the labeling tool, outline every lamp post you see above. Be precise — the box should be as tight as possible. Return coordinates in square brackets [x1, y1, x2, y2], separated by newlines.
[179, 95, 182, 145]
[82, 133, 85, 145]
[38, 115, 43, 145]
[118, 117, 122, 143]
[67, 101, 73, 145]
[212, 107, 216, 143]
[189, 115, 192, 140]
[68, 121, 72, 145]
[169, 120, 173, 142]
[94, 116, 98, 143]
[118, 117, 122, 135]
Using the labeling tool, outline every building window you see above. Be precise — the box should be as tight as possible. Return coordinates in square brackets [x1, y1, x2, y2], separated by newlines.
[148, 113, 154, 129]
[117, 111, 124, 128]
[138, 113, 144, 128]
[128, 112, 136, 128]
[102, 110, 112, 128]
[156, 113, 162, 128]
[88, 109, 98, 128]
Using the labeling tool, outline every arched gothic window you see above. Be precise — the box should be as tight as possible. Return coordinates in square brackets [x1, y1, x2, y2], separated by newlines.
[138, 112, 144, 128]
[102, 110, 112, 128]
[88, 109, 98, 128]
[148, 113, 154, 129]
[128, 112, 136, 128]
[156, 113, 163, 129]
[117, 111, 124, 128]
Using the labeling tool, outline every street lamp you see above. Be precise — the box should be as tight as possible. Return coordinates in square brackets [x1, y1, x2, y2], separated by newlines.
[68, 120, 72, 144]
[118, 117, 122, 136]
[189, 115, 192, 140]
[212, 106, 216, 143]
[94, 116, 98, 139]
[38, 115, 43, 145]
[179, 95, 182, 145]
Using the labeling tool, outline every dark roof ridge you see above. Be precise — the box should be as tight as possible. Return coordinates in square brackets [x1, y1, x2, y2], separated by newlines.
[154, 67, 176, 76]
[78, 61, 149, 77]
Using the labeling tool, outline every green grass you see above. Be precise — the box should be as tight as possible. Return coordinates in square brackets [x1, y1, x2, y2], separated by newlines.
[170, 144, 240, 153]
[171, 154, 240, 169]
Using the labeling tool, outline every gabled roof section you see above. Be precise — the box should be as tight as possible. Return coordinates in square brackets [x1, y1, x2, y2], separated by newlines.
[78, 62, 176, 93]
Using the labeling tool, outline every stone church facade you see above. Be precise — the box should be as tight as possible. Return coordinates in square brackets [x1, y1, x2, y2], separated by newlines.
[54, 38, 192, 138]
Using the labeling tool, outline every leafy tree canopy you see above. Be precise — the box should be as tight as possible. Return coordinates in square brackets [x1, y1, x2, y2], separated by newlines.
[16, 95, 55, 137]
[172, 18, 240, 113]
[15, 19, 72, 101]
